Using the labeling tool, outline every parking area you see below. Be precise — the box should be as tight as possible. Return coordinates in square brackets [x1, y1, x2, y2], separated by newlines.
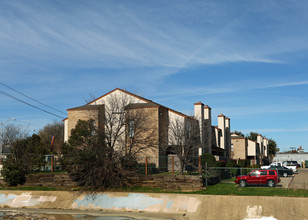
[289, 168, 308, 189]
[278, 175, 293, 188]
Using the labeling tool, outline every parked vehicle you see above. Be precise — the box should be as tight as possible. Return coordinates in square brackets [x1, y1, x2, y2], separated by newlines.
[283, 161, 299, 172]
[261, 162, 282, 169]
[267, 165, 293, 177]
[235, 170, 280, 187]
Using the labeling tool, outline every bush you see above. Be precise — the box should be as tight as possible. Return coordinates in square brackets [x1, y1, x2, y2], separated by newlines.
[226, 159, 237, 167]
[215, 160, 225, 167]
[136, 163, 159, 175]
[201, 153, 216, 167]
[1, 160, 26, 186]
[237, 160, 246, 167]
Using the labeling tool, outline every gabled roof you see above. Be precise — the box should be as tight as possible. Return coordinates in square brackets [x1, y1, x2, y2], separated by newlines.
[88, 88, 153, 105]
[86, 88, 188, 118]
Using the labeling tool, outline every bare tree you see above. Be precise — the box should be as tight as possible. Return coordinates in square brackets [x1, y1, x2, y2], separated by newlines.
[124, 105, 158, 159]
[90, 93, 157, 160]
[166, 117, 200, 174]
[63, 92, 160, 191]
[38, 121, 64, 154]
[0, 123, 30, 156]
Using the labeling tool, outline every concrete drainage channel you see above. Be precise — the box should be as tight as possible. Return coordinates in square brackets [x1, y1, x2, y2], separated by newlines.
[0, 208, 172, 220]
[0, 191, 307, 220]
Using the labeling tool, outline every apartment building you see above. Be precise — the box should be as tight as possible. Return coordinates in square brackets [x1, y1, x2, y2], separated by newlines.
[64, 88, 232, 170]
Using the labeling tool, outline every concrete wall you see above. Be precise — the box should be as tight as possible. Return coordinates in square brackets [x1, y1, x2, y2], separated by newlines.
[0, 191, 307, 220]
[273, 153, 308, 165]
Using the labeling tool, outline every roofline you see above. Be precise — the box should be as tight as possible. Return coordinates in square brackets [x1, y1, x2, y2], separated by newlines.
[248, 139, 258, 144]
[67, 104, 104, 111]
[87, 88, 152, 105]
[168, 109, 188, 118]
[68, 88, 189, 118]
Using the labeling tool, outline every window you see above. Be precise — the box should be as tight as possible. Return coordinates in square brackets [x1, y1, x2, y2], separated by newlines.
[129, 120, 134, 138]
[269, 171, 275, 175]
[260, 171, 267, 176]
[250, 171, 259, 176]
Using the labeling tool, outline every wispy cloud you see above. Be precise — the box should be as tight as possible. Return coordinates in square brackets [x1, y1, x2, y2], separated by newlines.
[1, 0, 308, 76]
[241, 128, 308, 133]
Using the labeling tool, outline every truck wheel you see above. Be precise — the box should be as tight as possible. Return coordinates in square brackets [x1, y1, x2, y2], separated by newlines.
[283, 172, 288, 177]
[239, 180, 247, 187]
[267, 180, 275, 187]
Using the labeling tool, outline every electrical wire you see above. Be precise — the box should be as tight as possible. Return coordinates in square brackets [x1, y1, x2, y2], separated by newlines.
[0, 81, 66, 115]
[0, 89, 64, 119]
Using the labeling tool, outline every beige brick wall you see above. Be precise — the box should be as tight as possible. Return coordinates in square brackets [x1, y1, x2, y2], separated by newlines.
[67, 106, 105, 139]
[231, 138, 247, 160]
[126, 107, 160, 166]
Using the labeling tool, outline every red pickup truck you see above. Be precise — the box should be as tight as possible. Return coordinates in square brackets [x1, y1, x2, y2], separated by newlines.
[235, 170, 280, 187]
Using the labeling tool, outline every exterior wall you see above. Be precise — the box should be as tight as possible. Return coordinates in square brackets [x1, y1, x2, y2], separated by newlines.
[67, 106, 105, 139]
[257, 135, 264, 157]
[272, 153, 308, 165]
[90, 89, 147, 106]
[218, 114, 226, 158]
[127, 107, 160, 168]
[231, 137, 247, 160]
[225, 118, 231, 159]
[158, 107, 169, 170]
[247, 140, 257, 157]
[213, 127, 221, 148]
[264, 138, 269, 158]
[204, 106, 212, 154]
[64, 119, 68, 142]
[194, 102, 204, 156]
[168, 111, 185, 145]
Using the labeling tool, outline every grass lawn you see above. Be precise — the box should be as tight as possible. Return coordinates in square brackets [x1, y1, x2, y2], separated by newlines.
[115, 182, 308, 197]
[0, 186, 58, 191]
[192, 182, 308, 197]
[1, 184, 308, 197]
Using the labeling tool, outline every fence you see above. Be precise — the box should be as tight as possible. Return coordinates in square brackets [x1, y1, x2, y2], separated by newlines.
[134, 155, 256, 178]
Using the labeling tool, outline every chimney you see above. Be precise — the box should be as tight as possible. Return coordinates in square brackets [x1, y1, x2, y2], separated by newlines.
[225, 117, 231, 158]
[263, 138, 268, 158]
[218, 114, 226, 157]
[194, 101, 204, 156]
[257, 135, 264, 157]
[204, 105, 212, 154]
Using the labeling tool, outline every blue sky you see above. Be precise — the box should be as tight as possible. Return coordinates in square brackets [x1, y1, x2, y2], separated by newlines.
[1, 0, 308, 152]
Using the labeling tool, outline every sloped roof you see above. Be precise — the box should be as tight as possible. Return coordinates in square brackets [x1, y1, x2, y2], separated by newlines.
[85, 88, 188, 118]
[67, 104, 103, 111]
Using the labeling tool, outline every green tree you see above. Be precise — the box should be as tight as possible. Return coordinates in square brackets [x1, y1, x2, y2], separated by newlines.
[61, 119, 127, 192]
[268, 138, 278, 156]
[1, 134, 46, 186]
[246, 132, 259, 141]
[233, 130, 245, 137]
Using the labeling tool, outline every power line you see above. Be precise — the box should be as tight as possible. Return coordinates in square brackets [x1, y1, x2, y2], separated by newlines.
[0, 82, 66, 115]
[0, 89, 64, 119]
